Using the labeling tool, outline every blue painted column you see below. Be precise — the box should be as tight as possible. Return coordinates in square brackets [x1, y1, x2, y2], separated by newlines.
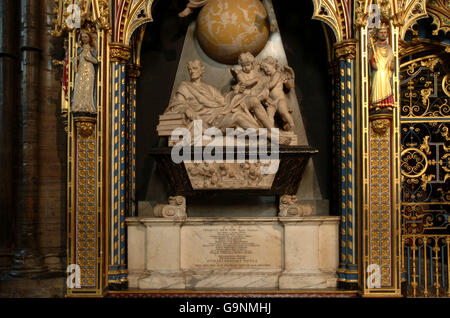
[108, 43, 131, 288]
[333, 40, 358, 289]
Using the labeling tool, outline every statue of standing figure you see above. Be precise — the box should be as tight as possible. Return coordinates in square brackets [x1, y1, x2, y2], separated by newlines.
[72, 30, 98, 114]
[370, 24, 395, 111]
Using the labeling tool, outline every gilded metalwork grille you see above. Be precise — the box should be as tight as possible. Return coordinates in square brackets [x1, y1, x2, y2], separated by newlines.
[400, 54, 450, 297]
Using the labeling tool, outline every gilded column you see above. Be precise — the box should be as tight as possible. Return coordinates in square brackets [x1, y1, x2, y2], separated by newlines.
[357, 1, 402, 296]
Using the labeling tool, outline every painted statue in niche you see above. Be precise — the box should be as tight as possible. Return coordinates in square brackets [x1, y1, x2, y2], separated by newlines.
[369, 24, 395, 111]
[72, 30, 98, 114]
[178, 0, 209, 17]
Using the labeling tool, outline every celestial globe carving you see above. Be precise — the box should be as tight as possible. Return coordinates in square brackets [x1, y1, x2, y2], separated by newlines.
[196, 0, 270, 65]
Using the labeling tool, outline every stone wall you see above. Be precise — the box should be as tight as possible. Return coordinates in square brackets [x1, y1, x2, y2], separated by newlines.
[0, 0, 66, 297]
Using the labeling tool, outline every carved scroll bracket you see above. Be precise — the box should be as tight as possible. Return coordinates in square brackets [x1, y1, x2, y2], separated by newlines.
[370, 113, 392, 136]
[74, 115, 97, 138]
[278, 195, 313, 217]
[153, 196, 187, 220]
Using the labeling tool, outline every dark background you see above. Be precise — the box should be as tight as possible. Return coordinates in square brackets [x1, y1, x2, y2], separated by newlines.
[135, 0, 333, 211]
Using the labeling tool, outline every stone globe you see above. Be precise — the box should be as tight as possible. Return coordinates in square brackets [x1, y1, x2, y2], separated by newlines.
[196, 0, 270, 65]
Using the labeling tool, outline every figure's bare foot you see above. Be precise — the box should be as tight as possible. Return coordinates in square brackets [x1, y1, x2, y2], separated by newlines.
[178, 7, 193, 17]
[283, 123, 294, 132]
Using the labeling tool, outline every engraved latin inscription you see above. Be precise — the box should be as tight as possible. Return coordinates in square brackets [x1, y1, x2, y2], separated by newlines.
[181, 224, 282, 270]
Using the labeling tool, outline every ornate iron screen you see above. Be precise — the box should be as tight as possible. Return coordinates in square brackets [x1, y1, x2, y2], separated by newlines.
[400, 54, 450, 297]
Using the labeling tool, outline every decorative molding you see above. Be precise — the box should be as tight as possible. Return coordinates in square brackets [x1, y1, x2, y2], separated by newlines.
[279, 195, 312, 217]
[95, 0, 111, 30]
[116, 0, 155, 45]
[334, 39, 357, 60]
[74, 116, 97, 138]
[312, 0, 352, 42]
[392, 0, 428, 38]
[371, 118, 391, 136]
[110, 42, 131, 63]
[427, 0, 450, 36]
[184, 161, 277, 190]
[75, 115, 98, 288]
[153, 196, 187, 220]
[355, 0, 371, 28]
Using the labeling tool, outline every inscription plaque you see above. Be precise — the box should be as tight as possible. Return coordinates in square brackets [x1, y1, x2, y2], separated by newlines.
[181, 224, 282, 270]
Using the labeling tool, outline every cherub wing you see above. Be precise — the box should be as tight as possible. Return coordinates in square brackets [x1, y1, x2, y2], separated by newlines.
[282, 65, 295, 90]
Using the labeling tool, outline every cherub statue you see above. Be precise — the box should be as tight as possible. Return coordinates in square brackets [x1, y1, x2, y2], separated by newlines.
[228, 52, 274, 129]
[260, 56, 295, 131]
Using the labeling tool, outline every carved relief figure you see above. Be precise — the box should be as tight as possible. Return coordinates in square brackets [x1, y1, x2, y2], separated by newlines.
[260, 56, 295, 131]
[178, 0, 209, 17]
[165, 59, 263, 133]
[159, 56, 298, 145]
[72, 30, 97, 114]
[370, 25, 395, 111]
[228, 52, 274, 130]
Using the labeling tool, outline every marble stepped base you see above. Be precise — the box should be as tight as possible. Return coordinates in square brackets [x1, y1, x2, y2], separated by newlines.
[126, 217, 339, 290]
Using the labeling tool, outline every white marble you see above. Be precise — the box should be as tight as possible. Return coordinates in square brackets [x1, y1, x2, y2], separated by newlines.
[138, 271, 186, 290]
[180, 223, 282, 270]
[146, 223, 181, 271]
[185, 270, 281, 290]
[126, 216, 340, 290]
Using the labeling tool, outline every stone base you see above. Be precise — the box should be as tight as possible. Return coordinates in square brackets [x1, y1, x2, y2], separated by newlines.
[279, 271, 338, 289]
[127, 216, 339, 291]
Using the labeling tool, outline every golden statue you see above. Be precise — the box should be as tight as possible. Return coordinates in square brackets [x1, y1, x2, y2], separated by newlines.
[72, 30, 97, 114]
[370, 25, 395, 111]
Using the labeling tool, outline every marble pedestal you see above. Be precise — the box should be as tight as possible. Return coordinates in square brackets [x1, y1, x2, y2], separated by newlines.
[126, 216, 339, 290]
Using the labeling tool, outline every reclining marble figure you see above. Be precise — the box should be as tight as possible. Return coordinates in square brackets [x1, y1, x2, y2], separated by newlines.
[157, 54, 297, 145]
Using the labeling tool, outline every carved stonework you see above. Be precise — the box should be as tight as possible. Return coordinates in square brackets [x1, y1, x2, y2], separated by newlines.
[153, 196, 187, 220]
[370, 112, 392, 136]
[96, 0, 110, 30]
[110, 43, 131, 63]
[334, 39, 357, 60]
[355, 0, 370, 28]
[185, 161, 278, 190]
[158, 56, 298, 146]
[75, 117, 97, 138]
[371, 119, 391, 136]
[127, 64, 142, 79]
[279, 195, 312, 217]
[428, 0, 450, 35]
